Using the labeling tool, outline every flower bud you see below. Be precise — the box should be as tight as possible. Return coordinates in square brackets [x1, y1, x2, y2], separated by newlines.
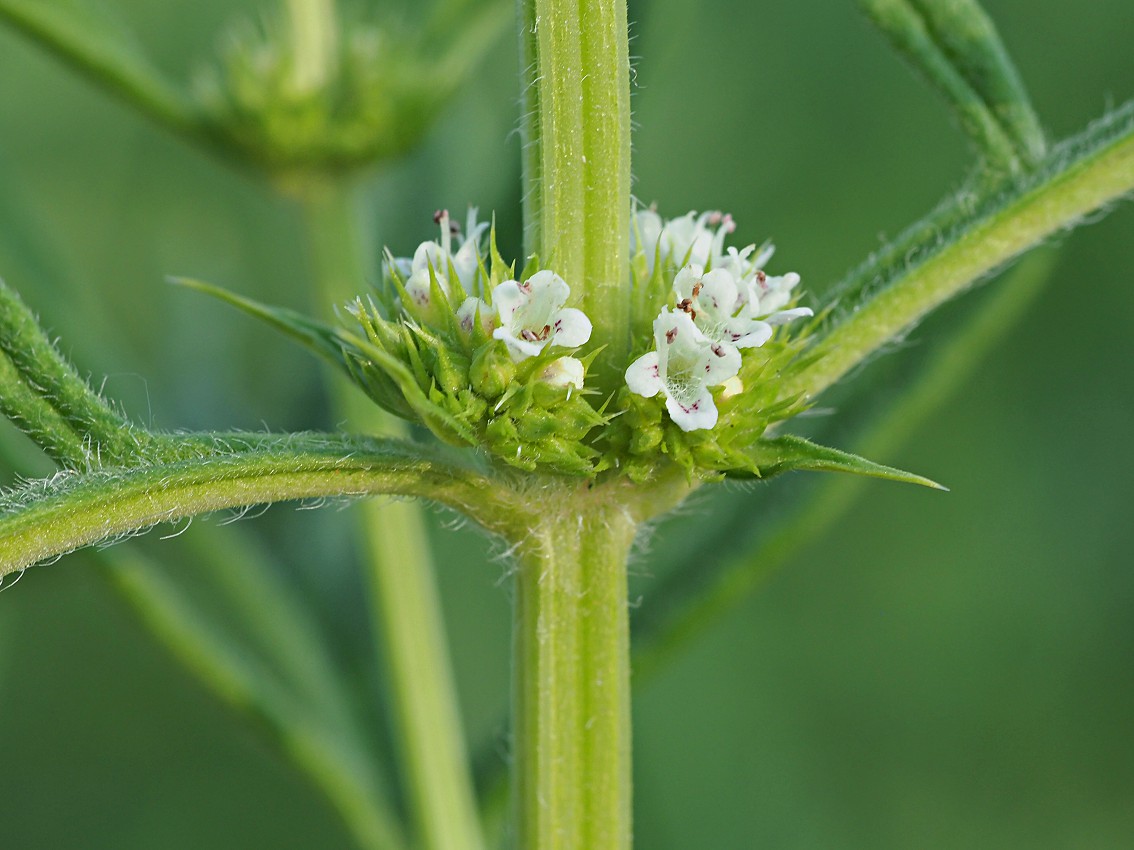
[470, 342, 516, 399]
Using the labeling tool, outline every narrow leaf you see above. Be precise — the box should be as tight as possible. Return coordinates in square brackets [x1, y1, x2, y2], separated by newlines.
[0, 276, 152, 465]
[743, 434, 945, 489]
[176, 278, 477, 445]
[859, 0, 1045, 170]
[105, 547, 409, 850]
[173, 277, 351, 369]
[788, 100, 1134, 401]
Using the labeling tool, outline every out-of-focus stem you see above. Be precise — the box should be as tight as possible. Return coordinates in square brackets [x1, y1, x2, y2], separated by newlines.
[299, 178, 485, 850]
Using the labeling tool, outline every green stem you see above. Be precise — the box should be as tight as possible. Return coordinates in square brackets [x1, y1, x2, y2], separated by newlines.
[0, 431, 497, 578]
[520, 0, 632, 390]
[789, 104, 1134, 401]
[286, 0, 339, 96]
[0, 277, 152, 466]
[512, 481, 636, 850]
[299, 179, 485, 850]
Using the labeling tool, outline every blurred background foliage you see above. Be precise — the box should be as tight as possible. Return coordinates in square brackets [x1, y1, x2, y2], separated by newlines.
[0, 0, 1131, 847]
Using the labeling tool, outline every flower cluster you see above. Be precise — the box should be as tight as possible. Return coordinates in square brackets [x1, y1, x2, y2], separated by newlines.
[625, 208, 813, 432]
[333, 206, 813, 480]
[343, 210, 604, 474]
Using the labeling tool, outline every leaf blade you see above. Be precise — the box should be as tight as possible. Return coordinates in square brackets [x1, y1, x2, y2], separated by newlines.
[743, 434, 946, 490]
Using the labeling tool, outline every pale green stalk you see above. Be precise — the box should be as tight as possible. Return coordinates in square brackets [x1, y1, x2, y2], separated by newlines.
[286, 0, 339, 96]
[520, 0, 632, 388]
[787, 109, 1134, 401]
[298, 178, 485, 850]
[514, 2, 636, 845]
[512, 482, 636, 850]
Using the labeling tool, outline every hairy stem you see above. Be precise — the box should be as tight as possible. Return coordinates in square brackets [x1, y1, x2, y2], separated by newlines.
[520, 0, 632, 389]
[512, 482, 636, 850]
[0, 432, 499, 578]
[789, 104, 1134, 401]
[299, 179, 485, 850]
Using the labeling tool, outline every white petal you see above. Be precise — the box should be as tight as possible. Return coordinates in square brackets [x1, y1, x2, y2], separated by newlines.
[726, 318, 773, 348]
[451, 243, 482, 290]
[550, 308, 592, 348]
[491, 279, 524, 322]
[412, 241, 446, 276]
[697, 268, 740, 318]
[750, 242, 775, 269]
[541, 356, 585, 389]
[391, 255, 413, 279]
[633, 209, 664, 265]
[656, 308, 709, 358]
[404, 270, 435, 309]
[457, 297, 495, 335]
[625, 351, 663, 398]
[672, 264, 705, 301]
[494, 327, 546, 361]
[703, 341, 742, 385]
[665, 386, 718, 431]
[525, 269, 570, 309]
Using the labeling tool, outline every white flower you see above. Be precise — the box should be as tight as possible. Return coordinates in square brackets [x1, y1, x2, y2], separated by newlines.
[673, 264, 774, 349]
[456, 297, 496, 336]
[491, 270, 592, 362]
[715, 242, 775, 288]
[742, 269, 813, 324]
[624, 308, 741, 431]
[396, 208, 488, 311]
[539, 356, 586, 390]
[632, 209, 735, 272]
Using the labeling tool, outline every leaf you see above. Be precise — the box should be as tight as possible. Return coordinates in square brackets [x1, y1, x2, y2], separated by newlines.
[0, 276, 152, 466]
[173, 277, 351, 367]
[786, 99, 1134, 402]
[859, 0, 1045, 171]
[104, 546, 409, 850]
[0, 431, 502, 578]
[0, 0, 197, 136]
[741, 434, 946, 490]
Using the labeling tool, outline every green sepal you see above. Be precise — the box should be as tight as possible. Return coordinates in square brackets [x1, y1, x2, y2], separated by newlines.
[488, 217, 514, 287]
[409, 324, 470, 395]
[734, 434, 946, 489]
[518, 253, 541, 283]
[337, 329, 478, 447]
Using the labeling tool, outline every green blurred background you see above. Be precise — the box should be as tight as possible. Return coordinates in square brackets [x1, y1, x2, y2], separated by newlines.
[0, 0, 1131, 847]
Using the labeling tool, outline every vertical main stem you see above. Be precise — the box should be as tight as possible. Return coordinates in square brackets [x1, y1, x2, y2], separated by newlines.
[520, 0, 632, 390]
[512, 485, 636, 850]
[299, 179, 485, 850]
